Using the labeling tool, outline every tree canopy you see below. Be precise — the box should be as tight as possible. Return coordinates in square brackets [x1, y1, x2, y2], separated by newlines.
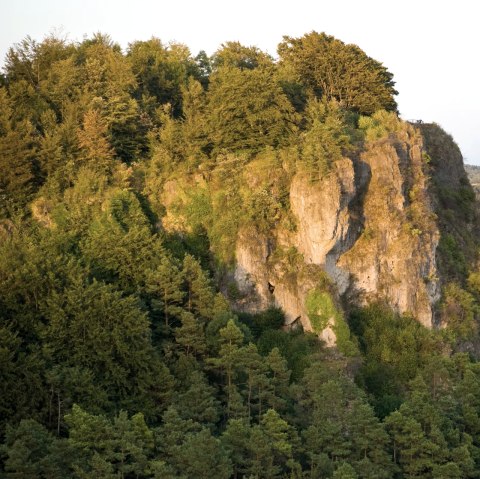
[278, 31, 398, 115]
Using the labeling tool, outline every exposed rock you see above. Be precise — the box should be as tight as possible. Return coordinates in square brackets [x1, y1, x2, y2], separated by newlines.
[338, 130, 440, 327]
[234, 228, 271, 312]
[160, 122, 469, 347]
[233, 125, 442, 339]
[290, 158, 355, 268]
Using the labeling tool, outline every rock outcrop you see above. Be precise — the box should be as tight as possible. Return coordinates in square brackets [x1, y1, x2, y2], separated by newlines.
[233, 124, 442, 338]
[160, 122, 472, 348]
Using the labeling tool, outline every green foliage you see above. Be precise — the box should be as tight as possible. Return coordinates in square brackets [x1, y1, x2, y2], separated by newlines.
[358, 109, 403, 141]
[441, 282, 478, 340]
[212, 41, 273, 71]
[206, 65, 297, 154]
[278, 31, 398, 115]
[2, 29, 480, 479]
[306, 288, 336, 332]
[128, 38, 197, 117]
[238, 307, 286, 339]
[257, 329, 320, 381]
[350, 304, 442, 417]
[0, 88, 39, 216]
[42, 278, 168, 408]
[306, 288, 358, 356]
[66, 405, 154, 478]
[3, 419, 61, 478]
[438, 233, 468, 279]
[299, 98, 356, 179]
[298, 359, 393, 479]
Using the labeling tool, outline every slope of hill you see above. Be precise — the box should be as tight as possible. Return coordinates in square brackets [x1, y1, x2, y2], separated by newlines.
[1, 31, 480, 478]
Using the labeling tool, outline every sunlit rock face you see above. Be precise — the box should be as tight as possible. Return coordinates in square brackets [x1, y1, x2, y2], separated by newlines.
[233, 125, 442, 341]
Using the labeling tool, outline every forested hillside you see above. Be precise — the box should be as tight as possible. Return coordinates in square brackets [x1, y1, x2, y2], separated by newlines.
[1, 31, 480, 478]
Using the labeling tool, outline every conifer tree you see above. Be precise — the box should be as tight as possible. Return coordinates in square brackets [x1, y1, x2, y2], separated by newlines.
[0, 88, 38, 216]
[182, 253, 216, 319]
[146, 256, 184, 328]
[176, 370, 220, 426]
[174, 311, 207, 357]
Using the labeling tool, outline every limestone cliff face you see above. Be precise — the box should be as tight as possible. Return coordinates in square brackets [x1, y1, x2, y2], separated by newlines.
[159, 122, 469, 346]
[233, 124, 442, 339]
[337, 130, 440, 327]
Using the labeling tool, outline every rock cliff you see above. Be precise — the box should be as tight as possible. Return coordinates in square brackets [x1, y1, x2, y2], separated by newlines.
[161, 121, 474, 348]
[232, 123, 446, 341]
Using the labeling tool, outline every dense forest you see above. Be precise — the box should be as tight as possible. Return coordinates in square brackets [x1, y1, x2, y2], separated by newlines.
[1, 31, 480, 478]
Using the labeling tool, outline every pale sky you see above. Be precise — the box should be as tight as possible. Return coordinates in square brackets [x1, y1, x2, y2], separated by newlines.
[1, 0, 479, 164]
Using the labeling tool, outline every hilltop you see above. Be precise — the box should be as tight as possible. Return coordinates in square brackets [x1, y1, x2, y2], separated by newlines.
[1, 31, 480, 478]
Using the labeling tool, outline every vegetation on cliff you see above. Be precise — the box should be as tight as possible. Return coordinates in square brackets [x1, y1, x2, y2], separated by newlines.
[1, 31, 480, 478]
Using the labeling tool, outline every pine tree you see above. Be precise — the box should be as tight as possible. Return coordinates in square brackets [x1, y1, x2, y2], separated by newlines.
[176, 370, 220, 426]
[347, 401, 392, 478]
[172, 428, 232, 479]
[209, 319, 244, 416]
[237, 342, 268, 420]
[174, 311, 207, 357]
[221, 418, 252, 477]
[266, 347, 291, 412]
[333, 462, 358, 479]
[65, 405, 154, 478]
[182, 254, 216, 320]
[146, 256, 184, 328]
[385, 410, 438, 477]
[41, 278, 162, 407]
[3, 419, 55, 478]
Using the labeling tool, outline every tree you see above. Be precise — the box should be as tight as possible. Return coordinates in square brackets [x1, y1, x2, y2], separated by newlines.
[221, 418, 252, 477]
[0, 325, 46, 436]
[0, 88, 38, 215]
[206, 65, 297, 153]
[441, 283, 478, 339]
[176, 370, 220, 426]
[65, 405, 154, 478]
[265, 347, 291, 412]
[77, 33, 135, 101]
[347, 401, 393, 478]
[182, 254, 216, 320]
[171, 428, 232, 479]
[174, 311, 207, 357]
[4, 34, 74, 89]
[212, 41, 273, 70]
[385, 410, 439, 478]
[194, 50, 212, 87]
[278, 31, 398, 115]
[128, 38, 197, 117]
[41, 278, 170, 413]
[81, 189, 164, 292]
[146, 256, 184, 328]
[209, 319, 245, 417]
[3, 419, 55, 478]
[299, 98, 355, 178]
[77, 109, 116, 174]
[180, 78, 210, 163]
[247, 409, 299, 478]
[237, 342, 268, 420]
[333, 463, 358, 479]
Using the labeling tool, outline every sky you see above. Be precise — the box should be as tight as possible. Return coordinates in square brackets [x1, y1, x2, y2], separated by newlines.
[1, 0, 479, 164]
